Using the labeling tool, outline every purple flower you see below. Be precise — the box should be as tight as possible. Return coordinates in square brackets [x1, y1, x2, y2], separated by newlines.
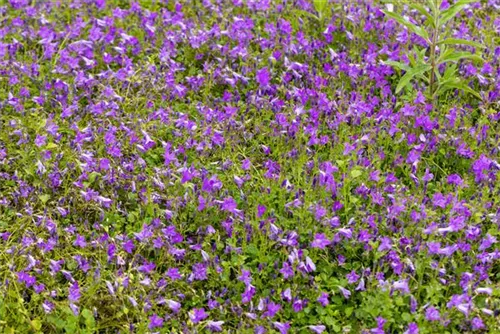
[242, 284, 256, 303]
[447, 174, 463, 186]
[273, 321, 290, 334]
[42, 300, 54, 313]
[192, 262, 208, 280]
[338, 286, 351, 299]
[393, 280, 410, 294]
[257, 204, 266, 217]
[221, 197, 238, 213]
[479, 234, 497, 251]
[167, 299, 181, 313]
[292, 299, 306, 312]
[17, 271, 36, 288]
[308, 325, 326, 333]
[425, 306, 440, 321]
[404, 323, 419, 334]
[34, 134, 47, 147]
[207, 320, 224, 332]
[317, 292, 329, 307]
[476, 287, 492, 295]
[378, 237, 392, 252]
[347, 270, 360, 284]
[304, 256, 316, 272]
[189, 308, 208, 324]
[68, 281, 81, 303]
[238, 269, 252, 285]
[166, 267, 182, 281]
[73, 234, 87, 248]
[148, 314, 164, 329]
[471, 155, 492, 182]
[242, 158, 251, 170]
[256, 67, 271, 87]
[280, 261, 294, 279]
[262, 301, 281, 318]
[471, 317, 485, 330]
[311, 233, 331, 249]
[122, 239, 135, 254]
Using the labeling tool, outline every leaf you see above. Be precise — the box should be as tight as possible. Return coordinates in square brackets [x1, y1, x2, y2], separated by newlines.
[313, 0, 327, 14]
[395, 64, 432, 93]
[46, 142, 58, 149]
[436, 79, 482, 99]
[408, 3, 434, 27]
[383, 60, 411, 71]
[350, 169, 362, 178]
[294, 9, 320, 21]
[437, 38, 484, 49]
[426, 0, 437, 13]
[437, 51, 483, 64]
[439, 0, 477, 26]
[31, 319, 42, 331]
[382, 10, 430, 41]
[39, 194, 50, 204]
[443, 64, 458, 79]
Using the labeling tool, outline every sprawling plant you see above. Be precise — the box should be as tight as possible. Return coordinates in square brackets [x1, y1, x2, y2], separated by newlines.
[383, 0, 484, 100]
[0, 0, 498, 333]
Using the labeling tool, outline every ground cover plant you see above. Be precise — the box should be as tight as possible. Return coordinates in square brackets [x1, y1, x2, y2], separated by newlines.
[0, 0, 499, 332]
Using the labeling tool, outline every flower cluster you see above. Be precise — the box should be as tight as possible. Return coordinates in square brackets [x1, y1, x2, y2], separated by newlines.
[0, 0, 499, 333]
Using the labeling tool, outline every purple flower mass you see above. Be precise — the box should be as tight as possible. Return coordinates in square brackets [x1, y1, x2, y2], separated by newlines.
[0, 0, 498, 333]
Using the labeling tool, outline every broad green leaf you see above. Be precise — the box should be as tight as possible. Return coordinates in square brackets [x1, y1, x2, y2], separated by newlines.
[31, 319, 42, 331]
[382, 10, 430, 41]
[350, 169, 363, 178]
[313, 0, 327, 14]
[382, 60, 411, 71]
[46, 142, 58, 149]
[437, 38, 484, 49]
[396, 64, 432, 93]
[436, 79, 481, 99]
[437, 51, 483, 64]
[439, 0, 477, 26]
[39, 194, 50, 204]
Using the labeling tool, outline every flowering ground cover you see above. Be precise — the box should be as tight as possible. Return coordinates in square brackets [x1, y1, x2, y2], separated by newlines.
[0, 0, 499, 332]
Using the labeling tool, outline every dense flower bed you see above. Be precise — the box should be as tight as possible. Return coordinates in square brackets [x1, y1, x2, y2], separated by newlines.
[0, 0, 499, 332]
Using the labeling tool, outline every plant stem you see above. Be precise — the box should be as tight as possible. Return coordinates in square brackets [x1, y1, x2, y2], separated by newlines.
[429, 0, 440, 107]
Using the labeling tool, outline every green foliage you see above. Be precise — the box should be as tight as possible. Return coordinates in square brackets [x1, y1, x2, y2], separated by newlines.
[382, 0, 484, 101]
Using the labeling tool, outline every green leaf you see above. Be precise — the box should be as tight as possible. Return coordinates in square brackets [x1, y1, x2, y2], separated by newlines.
[345, 306, 354, 316]
[294, 9, 320, 21]
[437, 51, 483, 64]
[426, 0, 437, 13]
[46, 142, 58, 150]
[350, 169, 363, 178]
[88, 172, 100, 184]
[437, 38, 484, 49]
[31, 319, 42, 331]
[395, 64, 432, 93]
[408, 3, 434, 27]
[382, 10, 430, 41]
[439, 0, 477, 26]
[436, 79, 482, 99]
[442, 64, 458, 81]
[39, 194, 50, 204]
[383, 60, 411, 71]
[313, 0, 327, 14]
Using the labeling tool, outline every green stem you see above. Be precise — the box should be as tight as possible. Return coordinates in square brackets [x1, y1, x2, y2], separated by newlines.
[429, 0, 440, 106]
